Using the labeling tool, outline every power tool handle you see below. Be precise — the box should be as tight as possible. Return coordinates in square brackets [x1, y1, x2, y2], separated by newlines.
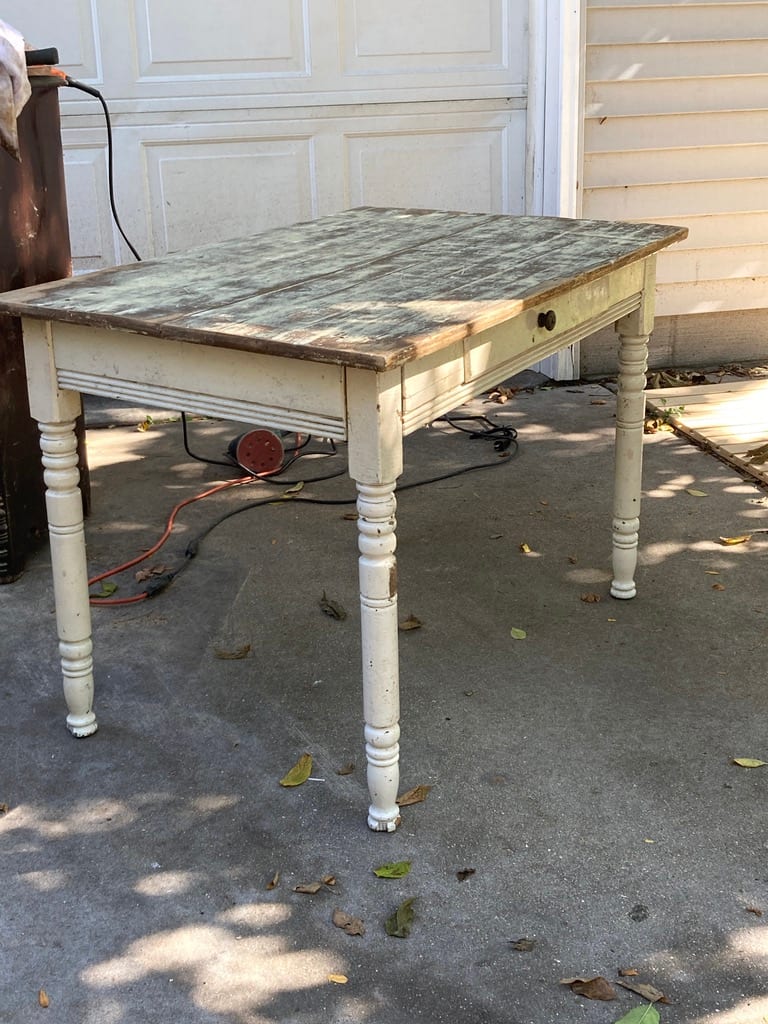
[25, 48, 60, 67]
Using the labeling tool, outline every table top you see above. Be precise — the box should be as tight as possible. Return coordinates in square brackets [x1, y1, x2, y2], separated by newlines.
[0, 207, 687, 371]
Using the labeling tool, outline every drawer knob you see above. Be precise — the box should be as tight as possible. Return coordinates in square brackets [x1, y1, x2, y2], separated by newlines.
[537, 309, 557, 331]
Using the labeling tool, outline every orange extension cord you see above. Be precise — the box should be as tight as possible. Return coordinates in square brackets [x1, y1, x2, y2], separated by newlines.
[88, 475, 255, 606]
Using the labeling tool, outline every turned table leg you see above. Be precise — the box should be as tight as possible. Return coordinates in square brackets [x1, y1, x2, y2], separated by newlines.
[39, 418, 97, 736]
[346, 368, 404, 831]
[22, 318, 97, 736]
[611, 264, 655, 600]
[357, 481, 401, 830]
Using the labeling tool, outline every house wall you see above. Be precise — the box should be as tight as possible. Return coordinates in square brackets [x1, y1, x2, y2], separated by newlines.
[581, 0, 768, 374]
[7, 1, 529, 272]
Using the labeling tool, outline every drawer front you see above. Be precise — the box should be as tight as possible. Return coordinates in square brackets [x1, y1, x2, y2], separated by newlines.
[401, 260, 647, 433]
[463, 261, 646, 387]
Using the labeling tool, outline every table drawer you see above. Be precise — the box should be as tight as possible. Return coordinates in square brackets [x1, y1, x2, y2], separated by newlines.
[463, 260, 646, 389]
[401, 260, 647, 433]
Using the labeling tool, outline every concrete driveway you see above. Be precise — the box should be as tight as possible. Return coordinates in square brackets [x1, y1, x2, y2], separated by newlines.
[2, 378, 767, 1024]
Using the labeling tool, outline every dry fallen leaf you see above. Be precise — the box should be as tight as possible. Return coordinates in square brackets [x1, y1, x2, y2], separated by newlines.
[294, 882, 323, 895]
[322, 875, 337, 887]
[617, 979, 670, 1003]
[397, 785, 432, 806]
[745, 906, 763, 916]
[335, 762, 355, 776]
[0, 802, 9, 814]
[319, 591, 347, 620]
[712, 583, 726, 591]
[134, 563, 173, 583]
[520, 542, 532, 553]
[213, 643, 252, 660]
[279, 753, 313, 787]
[328, 974, 348, 985]
[746, 441, 768, 465]
[732, 757, 767, 768]
[581, 592, 602, 603]
[590, 399, 607, 405]
[719, 535, 752, 545]
[266, 870, 280, 891]
[332, 908, 365, 936]
[487, 385, 517, 404]
[619, 968, 639, 977]
[38, 990, 50, 1008]
[560, 976, 617, 1001]
[510, 938, 535, 951]
[398, 614, 423, 632]
[456, 867, 476, 882]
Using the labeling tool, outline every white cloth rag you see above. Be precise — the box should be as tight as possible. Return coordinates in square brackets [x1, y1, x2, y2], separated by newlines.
[0, 19, 31, 160]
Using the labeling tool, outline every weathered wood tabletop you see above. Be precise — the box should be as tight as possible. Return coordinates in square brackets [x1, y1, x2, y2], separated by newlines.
[0, 207, 687, 371]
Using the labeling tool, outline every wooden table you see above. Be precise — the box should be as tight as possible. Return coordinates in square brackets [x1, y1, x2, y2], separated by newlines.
[0, 207, 686, 831]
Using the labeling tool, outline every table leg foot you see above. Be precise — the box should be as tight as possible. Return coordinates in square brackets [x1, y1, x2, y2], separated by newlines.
[610, 516, 639, 599]
[62, 639, 98, 736]
[67, 715, 98, 737]
[365, 723, 401, 831]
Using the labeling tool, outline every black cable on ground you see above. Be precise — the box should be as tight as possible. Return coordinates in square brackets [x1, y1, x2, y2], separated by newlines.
[168, 444, 520, 596]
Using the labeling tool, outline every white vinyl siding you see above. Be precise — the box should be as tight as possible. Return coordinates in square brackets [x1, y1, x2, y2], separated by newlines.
[583, 1, 768, 317]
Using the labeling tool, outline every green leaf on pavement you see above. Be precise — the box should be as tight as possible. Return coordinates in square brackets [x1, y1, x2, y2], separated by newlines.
[279, 753, 313, 787]
[374, 860, 412, 879]
[613, 1004, 660, 1024]
[385, 897, 415, 937]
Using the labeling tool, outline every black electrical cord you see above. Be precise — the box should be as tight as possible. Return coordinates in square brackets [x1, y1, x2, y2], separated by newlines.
[152, 445, 520, 598]
[64, 77, 142, 262]
[180, 413, 239, 469]
[93, 417, 519, 601]
[436, 414, 517, 451]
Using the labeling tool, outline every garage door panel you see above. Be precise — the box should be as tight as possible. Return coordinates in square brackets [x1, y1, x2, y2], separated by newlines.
[345, 114, 526, 213]
[135, 0, 310, 79]
[144, 137, 317, 254]
[342, 0, 518, 74]
[5, 0, 101, 80]
[63, 147, 117, 272]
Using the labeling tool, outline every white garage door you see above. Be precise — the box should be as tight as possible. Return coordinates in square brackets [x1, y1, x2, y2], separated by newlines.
[8, 1, 530, 271]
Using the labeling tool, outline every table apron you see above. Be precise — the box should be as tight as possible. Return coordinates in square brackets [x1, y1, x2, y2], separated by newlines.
[37, 320, 349, 440]
[26, 257, 647, 445]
